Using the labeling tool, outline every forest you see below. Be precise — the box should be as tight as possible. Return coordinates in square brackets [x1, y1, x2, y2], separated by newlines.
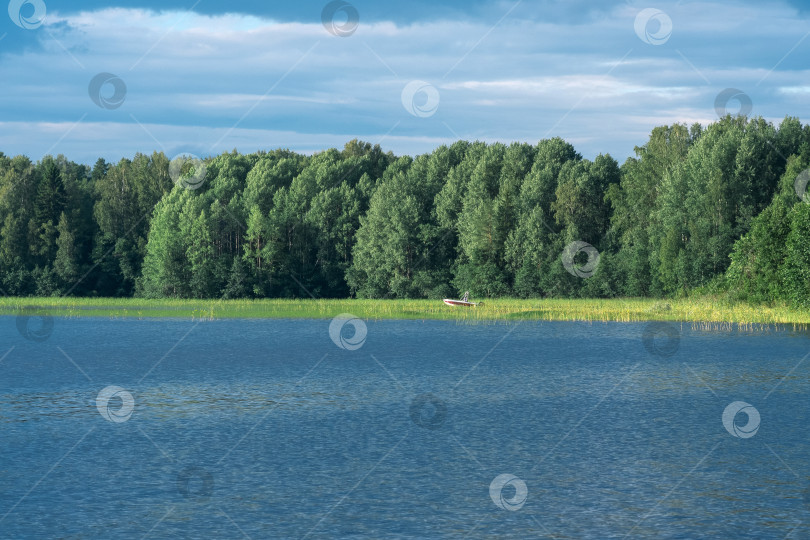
[0, 115, 808, 306]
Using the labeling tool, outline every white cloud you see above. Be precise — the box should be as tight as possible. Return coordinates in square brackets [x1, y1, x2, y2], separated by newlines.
[779, 86, 810, 94]
[0, 120, 455, 164]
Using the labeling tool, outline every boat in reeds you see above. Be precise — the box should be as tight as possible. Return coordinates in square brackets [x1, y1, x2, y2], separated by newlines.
[443, 291, 480, 307]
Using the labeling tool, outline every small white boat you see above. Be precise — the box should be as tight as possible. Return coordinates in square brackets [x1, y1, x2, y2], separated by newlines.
[443, 298, 479, 307]
[443, 291, 480, 307]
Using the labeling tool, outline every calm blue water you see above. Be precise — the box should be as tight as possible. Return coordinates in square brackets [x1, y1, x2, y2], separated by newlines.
[1, 316, 810, 539]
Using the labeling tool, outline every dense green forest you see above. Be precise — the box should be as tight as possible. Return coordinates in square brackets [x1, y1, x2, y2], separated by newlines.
[1, 115, 809, 305]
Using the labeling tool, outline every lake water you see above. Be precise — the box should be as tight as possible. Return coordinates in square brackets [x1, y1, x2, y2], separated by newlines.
[1, 316, 809, 539]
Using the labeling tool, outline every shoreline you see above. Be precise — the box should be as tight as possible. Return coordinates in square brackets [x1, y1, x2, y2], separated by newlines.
[0, 297, 807, 328]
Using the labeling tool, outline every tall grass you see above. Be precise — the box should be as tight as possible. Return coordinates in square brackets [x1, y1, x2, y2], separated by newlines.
[0, 296, 807, 327]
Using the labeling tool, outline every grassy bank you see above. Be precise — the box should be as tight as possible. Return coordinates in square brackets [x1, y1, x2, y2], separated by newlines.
[0, 296, 807, 327]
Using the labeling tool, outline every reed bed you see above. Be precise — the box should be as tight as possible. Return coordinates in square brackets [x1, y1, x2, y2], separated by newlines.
[0, 296, 807, 328]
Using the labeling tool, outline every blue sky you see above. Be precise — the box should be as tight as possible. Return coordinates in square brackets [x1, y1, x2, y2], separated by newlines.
[1, 0, 809, 164]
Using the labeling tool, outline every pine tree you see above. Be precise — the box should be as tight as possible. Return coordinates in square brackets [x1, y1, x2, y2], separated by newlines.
[223, 256, 251, 299]
[31, 157, 67, 262]
[53, 212, 79, 292]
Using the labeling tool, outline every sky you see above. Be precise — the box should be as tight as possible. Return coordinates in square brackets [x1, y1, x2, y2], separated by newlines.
[0, 0, 808, 164]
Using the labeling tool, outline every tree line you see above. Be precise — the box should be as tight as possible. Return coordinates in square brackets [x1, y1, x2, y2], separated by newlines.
[0, 116, 808, 306]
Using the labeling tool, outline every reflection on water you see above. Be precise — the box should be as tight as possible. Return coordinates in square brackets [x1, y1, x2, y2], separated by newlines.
[0, 386, 368, 423]
[0, 318, 809, 538]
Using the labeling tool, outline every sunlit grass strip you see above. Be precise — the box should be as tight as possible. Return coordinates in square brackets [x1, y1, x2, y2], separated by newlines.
[0, 296, 807, 327]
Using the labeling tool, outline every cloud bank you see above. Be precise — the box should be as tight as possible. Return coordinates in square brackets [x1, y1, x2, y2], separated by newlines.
[0, 0, 808, 163]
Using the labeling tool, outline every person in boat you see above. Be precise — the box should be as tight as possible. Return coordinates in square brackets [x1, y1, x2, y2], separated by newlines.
[461, 291, 469, 303]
